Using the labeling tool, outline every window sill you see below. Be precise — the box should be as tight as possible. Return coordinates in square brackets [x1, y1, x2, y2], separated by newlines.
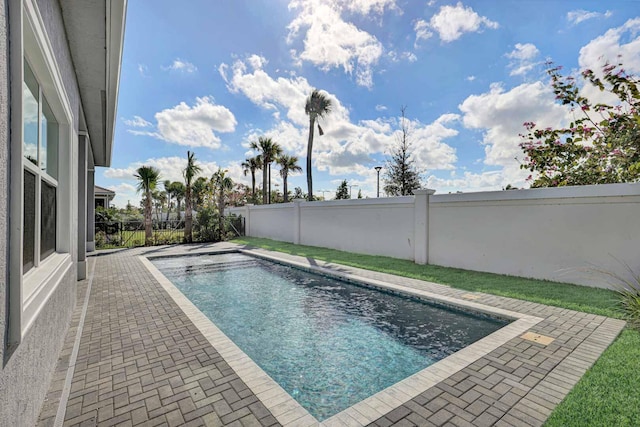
[22, 252, 72, 338]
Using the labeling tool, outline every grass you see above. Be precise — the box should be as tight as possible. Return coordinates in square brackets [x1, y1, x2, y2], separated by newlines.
[232, 237, 620, 317]
[232, 236, 640, 426]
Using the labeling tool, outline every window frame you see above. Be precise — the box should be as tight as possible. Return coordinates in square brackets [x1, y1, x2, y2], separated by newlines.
[8, 0, 75, 348]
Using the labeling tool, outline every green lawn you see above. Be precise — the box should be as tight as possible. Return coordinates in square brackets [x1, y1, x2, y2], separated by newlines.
[232, 237, 639, 426]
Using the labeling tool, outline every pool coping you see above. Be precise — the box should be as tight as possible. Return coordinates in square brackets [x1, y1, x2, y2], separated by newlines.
[140, 249, 544, 427]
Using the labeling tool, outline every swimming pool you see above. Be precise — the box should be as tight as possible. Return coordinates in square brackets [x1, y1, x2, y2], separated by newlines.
[152, 252, 509, 421]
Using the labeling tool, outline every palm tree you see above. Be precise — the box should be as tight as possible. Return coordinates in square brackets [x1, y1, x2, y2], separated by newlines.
[241, 156, 263, 203]
[170, 181, 185, 220]
[304, 89, 332, 201]
[212, 168, 234, 241]
[249, 137, 282, 204]
[134, 166, 161, 246]
[192, 176, 208, 209]
[164, 180, 172, 221]
[183, 151, 202, 243]
[277, 155, 302, 203]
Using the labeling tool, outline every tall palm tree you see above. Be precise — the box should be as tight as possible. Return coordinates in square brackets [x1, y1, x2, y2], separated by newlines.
[241, 156, 263, 203]
[249, 137, 282, 204]
[170, 181, 185, 220]
[305, 89, 332, 201]
[277, 155, 302, 203]
[134, 166, 161, 246]
[183, 151, 202, 243]
[164, 180, 172, 221]
[192, 177, 208, 209]
[211, 168, 234, 241]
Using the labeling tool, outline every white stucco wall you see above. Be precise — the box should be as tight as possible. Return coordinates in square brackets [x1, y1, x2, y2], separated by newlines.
[234, 183, 640, 289]
[429, 183, 640, 288]
[299, 198, 415, 259]
[245, 204, 295, 242]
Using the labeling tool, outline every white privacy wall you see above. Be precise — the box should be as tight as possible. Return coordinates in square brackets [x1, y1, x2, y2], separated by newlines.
[230, 183, 640, 288]
[299, 198, 415, 259]
[429, 183, 640, 288]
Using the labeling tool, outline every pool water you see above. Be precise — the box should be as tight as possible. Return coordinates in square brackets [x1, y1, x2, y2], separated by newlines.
[154, 253, 508, 421]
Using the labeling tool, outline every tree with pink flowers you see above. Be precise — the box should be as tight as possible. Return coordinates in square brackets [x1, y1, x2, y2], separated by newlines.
[519, 61, 639, 188]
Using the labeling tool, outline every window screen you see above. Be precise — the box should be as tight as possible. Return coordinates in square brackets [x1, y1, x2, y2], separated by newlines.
[40, 180, 57, 260]
[23, 170, 36, 271]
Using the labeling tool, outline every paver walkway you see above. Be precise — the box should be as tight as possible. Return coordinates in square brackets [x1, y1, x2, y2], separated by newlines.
[37, 243, 625, 426]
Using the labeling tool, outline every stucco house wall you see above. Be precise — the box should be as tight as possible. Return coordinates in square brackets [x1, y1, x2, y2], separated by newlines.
[0, 0, 126, 424]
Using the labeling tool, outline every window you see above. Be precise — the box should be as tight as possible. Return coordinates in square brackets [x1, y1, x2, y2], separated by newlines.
[22, 59, 59, 272]
[8, 1, 74, 345]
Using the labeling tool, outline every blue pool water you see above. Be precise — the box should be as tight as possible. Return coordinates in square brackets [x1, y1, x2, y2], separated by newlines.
[153, 253, 508, 421]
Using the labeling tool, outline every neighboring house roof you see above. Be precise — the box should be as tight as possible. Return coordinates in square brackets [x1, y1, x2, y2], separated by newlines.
[95, 185, 116, 201]
[59, 1, 127, 168]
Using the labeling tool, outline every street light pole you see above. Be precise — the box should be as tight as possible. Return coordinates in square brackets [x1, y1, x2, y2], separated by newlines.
[374, 166, 382, 197]
[349, 184, 359, 198]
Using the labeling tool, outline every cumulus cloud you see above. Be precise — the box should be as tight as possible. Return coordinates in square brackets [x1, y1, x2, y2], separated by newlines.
[459, 81, 570, 187]
[221, 55, 459, 179]
[286, 0, 390, 87]
[426, 170, 504, 193]
[422, 2, 499, 43]
[578, 17, 640, 105]
[123, 115, 152, 127]
[375, 104, 387, 111]
[567, 9, 612, 25]
[414, 19, 433, 45]
[164, 58, 197, 73]
[506, 43, 540, 77]
[127, 97, 237, 149]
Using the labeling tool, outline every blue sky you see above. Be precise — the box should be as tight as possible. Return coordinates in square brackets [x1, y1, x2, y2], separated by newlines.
[100, 0, 640, 207]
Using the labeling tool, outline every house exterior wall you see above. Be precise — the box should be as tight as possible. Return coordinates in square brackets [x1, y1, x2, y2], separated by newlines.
[0, 0, 80, 424]
[0, 0, 9, 366]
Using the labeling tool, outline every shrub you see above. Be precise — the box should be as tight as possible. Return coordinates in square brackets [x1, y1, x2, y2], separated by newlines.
[617, 274, 640, 330]
[193, 206, 219, 242]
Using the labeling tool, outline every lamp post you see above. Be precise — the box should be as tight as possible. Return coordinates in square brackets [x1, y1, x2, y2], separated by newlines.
[320, 190, 330, 200]
[374, 166, 382, 197]
[349, 184, 359, 198]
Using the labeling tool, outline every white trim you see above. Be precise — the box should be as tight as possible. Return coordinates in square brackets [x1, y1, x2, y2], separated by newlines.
[8, 0, 75, 346]
[22, 254, 72, 338]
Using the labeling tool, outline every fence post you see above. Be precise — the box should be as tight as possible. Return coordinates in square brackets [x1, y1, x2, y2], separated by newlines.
[292, 199, 305, 244]
[414, 189, 435, 264]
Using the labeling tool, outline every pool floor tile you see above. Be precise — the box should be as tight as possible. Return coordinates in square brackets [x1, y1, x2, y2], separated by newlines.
[37, 242, 626, 427]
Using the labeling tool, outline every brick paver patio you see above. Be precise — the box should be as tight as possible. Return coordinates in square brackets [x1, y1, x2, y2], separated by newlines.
[37, 243, 625, 426]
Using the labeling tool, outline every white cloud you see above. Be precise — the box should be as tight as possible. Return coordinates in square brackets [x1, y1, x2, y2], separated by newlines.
[466, 75, 476, 81]
[127, 97, 237, 149]
[164, 58, 197, 73]
[388, 50, 418, 62]
[342, 0, 398, 15]
[426, 2, 499, 43]
[578, 17, 640, 105]
[459, 81, 570, 187]
[138, 64, 149, 77]
[414, 19, 433, 45]
[426, 170, 504, 193]
[506, 43, 540, 76]
[567, 9, 612, 25]
[123, 115, 152, 128]
[221, 55, 459, 179]
[375, 104, 387, 111]
[286, 0, 387, 87]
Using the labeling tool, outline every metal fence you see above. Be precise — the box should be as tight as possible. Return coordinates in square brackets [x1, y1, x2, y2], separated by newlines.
[95, 216, 245, 249]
